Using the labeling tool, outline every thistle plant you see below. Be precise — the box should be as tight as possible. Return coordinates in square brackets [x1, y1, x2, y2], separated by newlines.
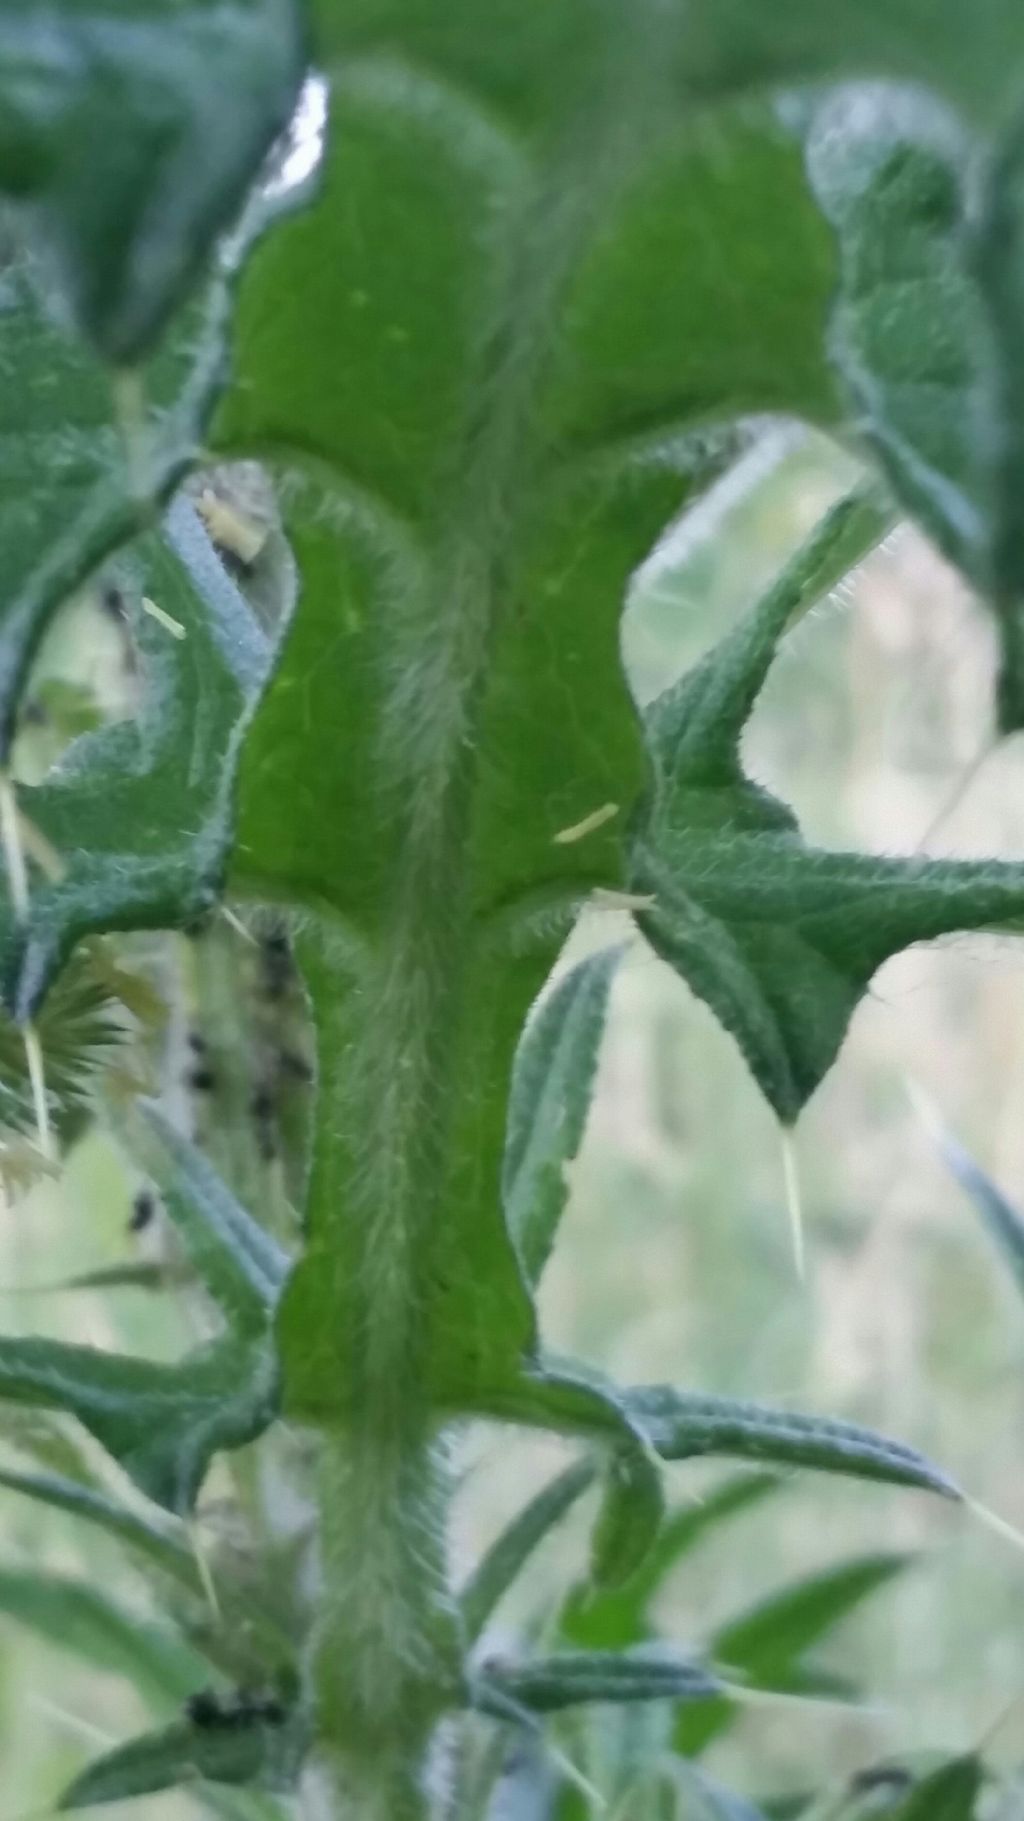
[1, 6, 1024, 1819]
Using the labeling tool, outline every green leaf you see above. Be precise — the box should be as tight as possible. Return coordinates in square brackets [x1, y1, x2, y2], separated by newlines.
[59, 1705, 308, 1809]
[671, 1, 1024, 130]
[892, 1757, 982, 1821]
[0, 1462, 199, 1590]
[676, 1553, 912, 1754]
[0, 1566, 204, 1705]
[213, 5, 842, 1434]
[926, 1107, 1024, 1306]
[621, 1385, 958, 1499]
[804, 94, 1024, 730]
[0, 256, 228, 759]
[504, 946, 621, 1287]
[0, 1328, 277, 1511]
[460, 1456, 596, 1644]
[630, 485, 1024, 1119]
[4, 496, 273, 1018]
[476, 1647, 720, 1715]
[590, 1443, 666, 1590]
[0, 1, 306, 362]
[561, 1473, 782, 1651]
[136, 1101, 288, 1324]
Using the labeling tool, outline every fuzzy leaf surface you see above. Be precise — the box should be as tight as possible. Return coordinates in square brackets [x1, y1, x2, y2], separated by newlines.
[504, 946, 621, 1287]
[0, 257, 228, 757]
[0, 1329, 276, 1511]
[632, 488, 1024, 1118]
[0, 1, 306, 361]
[213, 0, 846, 1439]
[59, 1707, 308, 1809]
[806, 94, 1024, 729]
[620, 1386, 957, 1498]
[2, 496, 273, 1018]
[478, 1647, 720, 1715]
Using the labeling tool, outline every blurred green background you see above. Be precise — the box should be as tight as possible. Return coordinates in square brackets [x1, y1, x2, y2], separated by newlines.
[6, 429, 1024, 1813]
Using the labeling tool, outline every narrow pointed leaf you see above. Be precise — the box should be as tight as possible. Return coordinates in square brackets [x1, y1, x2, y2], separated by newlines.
[0, 1, 306, 361]
[893, 1757, 982, 1820]
[590, 1443, 666, 1590]
[504, 946, 621, 1287]
[460, 1456, 596, 1643]
[478, 1647, 720, 1715]
[929, 1117, 1024, 1305]
[0, 257, 229, 757]
[631, 486, 1024, 1118]
[0, 1330, 277, 1511]
[0, 1462, 198, 1588]
[0, 1567, 204, 1703]
[137, 1101, 288, 1324]
[622, 1386, 958, 1498]
[59, 1707, 308, 1809]
[676, 1553, 913, 1753]
[561, 1473, 782, 1650]
[3, 496, 274, 1018]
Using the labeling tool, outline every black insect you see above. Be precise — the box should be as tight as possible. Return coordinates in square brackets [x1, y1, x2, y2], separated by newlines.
[277, 1047, 313, 1084]
[186, 1688, 287, 1730]
[128, 1189, 155, 1234]
[186, 1063, 217, 1093]
[185, 1689, 224, 1728]
[259, 927, 294, 1001]
[100, 585, 128, 623]
[188, 1030, 208, 1055]
[250, 1084, 278, 1162]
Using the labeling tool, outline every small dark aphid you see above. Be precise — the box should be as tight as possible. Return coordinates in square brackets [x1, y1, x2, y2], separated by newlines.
[187, 1064, 217, 1093]
[187, 1688, 288, 1731]
[100, 585, 128, 623]
[250, 1086, 275, 1122]
[260, 928, 294, 1001]
[186, 1689, 224, 1728]
[129, 1189, 155, 1234]
[277, 1047, 313, 1084]
[187, 1030, 208, 1055]
[250, 1085, 278, 1162]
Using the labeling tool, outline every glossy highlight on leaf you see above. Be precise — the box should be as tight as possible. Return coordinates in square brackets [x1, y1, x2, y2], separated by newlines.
[0, 0, 307, 362]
